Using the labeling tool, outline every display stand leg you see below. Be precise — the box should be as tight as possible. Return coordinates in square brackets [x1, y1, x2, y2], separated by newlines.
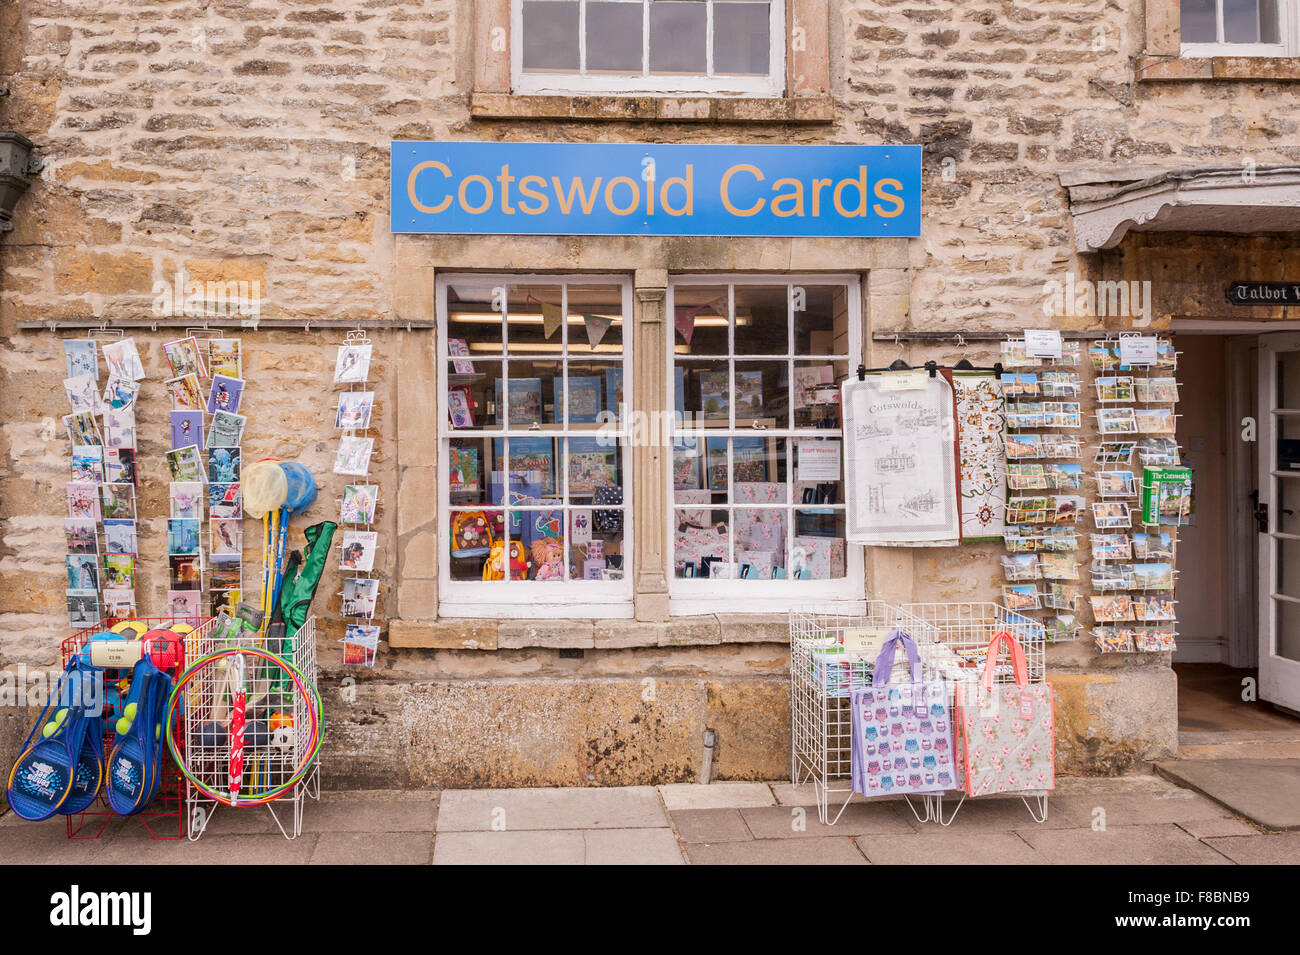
[1021, 794, 1049, 823]
[933, 792, 966, 826]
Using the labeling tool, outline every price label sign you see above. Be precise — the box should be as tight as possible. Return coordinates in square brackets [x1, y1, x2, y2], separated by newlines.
[1119, 336, 1158, 367]
[1023, 329, 1063, 360]
[841, 627, 893, 659]
[879, 369, 927, 391]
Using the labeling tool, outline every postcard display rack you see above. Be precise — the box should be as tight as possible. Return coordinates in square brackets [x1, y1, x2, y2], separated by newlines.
[63, 336, 141, 627]
[1088, 336, 1185, 653]
[333, 330, 382, 667]
[998, 339, 1086, 641]
[790, 602, 1048, 826]
[163, 335, 246, 620]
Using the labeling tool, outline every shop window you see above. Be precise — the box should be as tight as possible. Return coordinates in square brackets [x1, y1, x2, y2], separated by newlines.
[512, 0, 785, 97]
[438, 274, 633, 617]
[1179, 0, 1298, 55]
[667, 275, 864, 614]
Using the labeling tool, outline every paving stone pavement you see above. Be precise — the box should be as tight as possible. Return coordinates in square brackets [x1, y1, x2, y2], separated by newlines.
[1, 774, 1297, 864]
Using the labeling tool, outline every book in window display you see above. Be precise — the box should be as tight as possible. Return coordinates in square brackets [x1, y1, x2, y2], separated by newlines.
[696, 370, 730, 422]
[567, 438, 617, 495]
[446, 387, 475, 428]
[448, 446, 480, 492]
[734, 370, 765, 420]
[493, 436, 555, 495]
[558, 376, 602, 423]
[494, 377, 544, 427]
[672, 437, 702, 491]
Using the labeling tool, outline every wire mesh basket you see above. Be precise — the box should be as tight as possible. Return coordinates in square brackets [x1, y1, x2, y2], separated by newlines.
[182, 615, 321, 841]
[901, 602, 1050, 824]
[790, 602, 941, 825]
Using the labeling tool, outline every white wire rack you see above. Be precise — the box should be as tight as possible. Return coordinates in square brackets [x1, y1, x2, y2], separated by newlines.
[182, 615, 322, 841]
[790, 602, 941, 825]
[901, 601, 1049, 825]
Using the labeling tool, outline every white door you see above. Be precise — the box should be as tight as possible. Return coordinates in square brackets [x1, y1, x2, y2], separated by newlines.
[1257, 332, 1300, 711]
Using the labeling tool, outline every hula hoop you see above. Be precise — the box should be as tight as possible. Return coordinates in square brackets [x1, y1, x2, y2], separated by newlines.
[165, 648, 323, 806]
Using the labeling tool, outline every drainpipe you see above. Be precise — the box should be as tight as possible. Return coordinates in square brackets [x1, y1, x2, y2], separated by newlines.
[699, 727, 717, 784]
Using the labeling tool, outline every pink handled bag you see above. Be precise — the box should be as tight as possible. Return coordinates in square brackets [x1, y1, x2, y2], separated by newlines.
[953, 631, 1055, 797]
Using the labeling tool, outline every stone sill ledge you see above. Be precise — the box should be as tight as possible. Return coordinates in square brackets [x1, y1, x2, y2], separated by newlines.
[470, 92, 835, 124]
[388, 615, 789, 650]
[1138, 55, 1300, 81]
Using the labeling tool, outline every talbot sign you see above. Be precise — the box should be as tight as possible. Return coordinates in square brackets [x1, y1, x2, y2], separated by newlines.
[1226, 282, 1300, 305]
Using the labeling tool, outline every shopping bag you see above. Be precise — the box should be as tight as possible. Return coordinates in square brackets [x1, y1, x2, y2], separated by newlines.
[953, 631, 1055, 796]
[849, 630, 954, 798]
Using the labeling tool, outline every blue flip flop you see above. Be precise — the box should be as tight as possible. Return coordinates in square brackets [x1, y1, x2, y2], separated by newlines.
[6, 659, 99, 821]
[106, 658, 168, 815]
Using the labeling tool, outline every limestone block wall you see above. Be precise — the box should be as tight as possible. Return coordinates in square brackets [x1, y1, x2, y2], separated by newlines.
[3, 0, 1292, 784]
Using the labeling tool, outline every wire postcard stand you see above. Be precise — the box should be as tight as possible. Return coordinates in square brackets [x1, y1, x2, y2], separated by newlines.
[182, 615, 321, 841]
[789, 602, 942, 826]
[902, 601, 1049, 825]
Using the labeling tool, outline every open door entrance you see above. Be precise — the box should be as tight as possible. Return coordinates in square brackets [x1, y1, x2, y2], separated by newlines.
[1257, 332, 1300, 715]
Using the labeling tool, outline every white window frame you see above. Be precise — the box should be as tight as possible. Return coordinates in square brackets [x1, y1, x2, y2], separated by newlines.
[1180, 0, 1298, 56]
[510, 0, 786, 97]
[436, 272, 635, 619]
[666, 273, 866, 616]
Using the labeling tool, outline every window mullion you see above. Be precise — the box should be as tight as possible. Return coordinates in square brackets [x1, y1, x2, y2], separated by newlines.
[706, 0, 715, 77]
[642, 0, 650, 78]
[579, 0, 587, 75]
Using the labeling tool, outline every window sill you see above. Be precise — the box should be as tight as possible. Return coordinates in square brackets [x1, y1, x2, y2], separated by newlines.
[470, 91, 835, 124]
[1138, 55, 1300, 81]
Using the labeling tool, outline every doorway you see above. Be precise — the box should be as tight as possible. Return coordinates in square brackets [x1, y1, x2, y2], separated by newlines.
[1172, 327, 1300, 741]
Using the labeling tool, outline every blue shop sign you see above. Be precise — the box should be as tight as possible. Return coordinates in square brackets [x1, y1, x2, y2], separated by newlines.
[391, 141, 920, 238]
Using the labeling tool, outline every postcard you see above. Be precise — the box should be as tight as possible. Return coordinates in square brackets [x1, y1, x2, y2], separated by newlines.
[100, 483, 135, 520]
[1095, 628, 1135, 653]
[341, 577, 379, 617]
[209, 554, 242, 592]
[334, 436, 374, 476]
[102, 338, 145, 382]
[1041, 372, 1080, 398]
[1098, 470, 1137, 498]
[169, 555, 203, 591]
[67, 589, 99, 628]
[1094, 376, 1134, 402]
[1042, 584, 1079, 612]
[104, 409, 136, 450]
[64, 374, 101, 414]
[103, 519, 136, 556]
[1135, 408, 1175, 435]
[1004, 433, 1042, 459]
[67, 482, 100, 519]
[1137, 437, 1180, 466]
[170, 481, 204, 519]
[102, 553, 135, 589]
[1091, 533, 1132, 561]
[1132, 532, 1174, 560]
[101, 375, 138, 412]
[340, 530, 379, 572]
[1002, 584, 1041, 611]
[1045, 463, 1084, 490]
[209, 482, 242, 519]
[337, 391, 375, 430]
[1001, 554, 1041, 581]
[1095, 442, 1136, 466]
[1134, 377, 1178, 403]
[1091, 594, 1134, 623]
[167, 590, 204, 619]
[210, 518, 242, 555]
[170, 410, 205, 450]
[341, 485, 379, 524]
[71, 446, 103, 483]
[1040, 553, 1078, 581]
[334, 344, 372, 384]
[208, 446, 240, 484]
[168, 518, 201, 556]
[207, 374, 244, 415]
[207, 410, 246, 448]
[1133, 561, 1175, 590]
[102, 588, 136, 618]
[163, 336, 208, 379]
[106, 446, 136, 482]
[342, 624, 380, 667]
[63, 412, 102, 447]
[207, 338, 242, 379]
[1134, 628, 1177, 652]
[1001, 372, 1039, 398]
[1134, 596, 1177, 622]
[166, 373, 204, 411]
[1097, 407, 1138, 434]
[65, 518, 98, 555]
[1007, 464, 1046, 490]
[66, 554, 99, 590]
[167, 444, 205, 483]
[208, 589, 240, 619]
[1091, 501, 1131, 528]
[64, 340, 98, 380]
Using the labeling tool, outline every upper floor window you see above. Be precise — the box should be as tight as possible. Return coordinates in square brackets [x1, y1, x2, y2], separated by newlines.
[1180, 0, 1297, 55]
[513, 0, 785, 96]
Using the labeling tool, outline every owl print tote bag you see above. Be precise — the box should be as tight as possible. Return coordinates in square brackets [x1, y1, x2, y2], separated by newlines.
[953, 631, 1055, 797]
[850, 630, 955, 798]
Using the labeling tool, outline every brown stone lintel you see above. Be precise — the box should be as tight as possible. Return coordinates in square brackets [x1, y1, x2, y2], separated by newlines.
[1138, 55, 1300, 81]
[469, 92, 835, 124]
[386, 614, 791, 650]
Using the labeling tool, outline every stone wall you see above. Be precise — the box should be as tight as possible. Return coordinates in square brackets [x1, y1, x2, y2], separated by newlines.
[4, 0, 1293, 786]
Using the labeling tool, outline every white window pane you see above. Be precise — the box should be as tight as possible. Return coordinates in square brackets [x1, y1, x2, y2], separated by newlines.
[1223, 0, 1261, 42]
[1180, 0, 1217, 42]
[649, 1, 707, 74]
[1260, 0, 1280, 43]
[521, 1, 580, 72]
[713, 2, 770, 75]
[586, 2, 644, 73]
